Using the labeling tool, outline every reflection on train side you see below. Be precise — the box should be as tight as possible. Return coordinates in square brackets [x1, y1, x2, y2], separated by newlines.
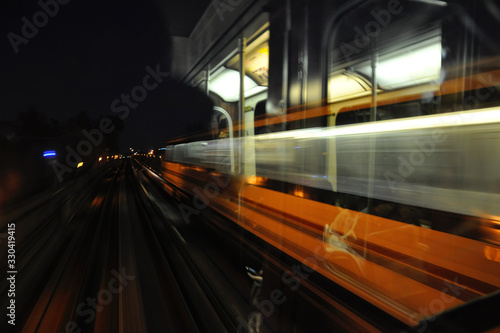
[170, 107, 500, 226]
[163, 107, 500, 324]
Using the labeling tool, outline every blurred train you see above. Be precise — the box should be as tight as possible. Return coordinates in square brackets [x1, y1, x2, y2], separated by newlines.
[159, 0, 500, 331]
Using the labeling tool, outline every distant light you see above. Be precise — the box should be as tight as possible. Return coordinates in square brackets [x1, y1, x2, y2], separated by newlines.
[77, 162, 84, 168]
[43, 150, 56, 157]
[98, 157, 103, 161]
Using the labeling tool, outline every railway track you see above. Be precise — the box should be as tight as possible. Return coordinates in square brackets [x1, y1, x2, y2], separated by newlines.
[0, 160, 234, 332]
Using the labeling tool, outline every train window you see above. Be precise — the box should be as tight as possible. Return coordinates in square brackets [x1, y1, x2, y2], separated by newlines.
[209, 30, 269, 104]
[225, 29, 269, 89]
[327, 0, 500, 125]
[326, 0, 500, 234]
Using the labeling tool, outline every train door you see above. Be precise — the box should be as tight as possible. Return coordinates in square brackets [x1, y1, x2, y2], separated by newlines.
[205, 18, 270, 176]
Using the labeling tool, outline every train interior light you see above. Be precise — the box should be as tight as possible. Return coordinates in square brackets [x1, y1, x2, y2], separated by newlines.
[328, 72, 372, 103]
[209, 67, 267, 102]
[357, 36, 442, 90]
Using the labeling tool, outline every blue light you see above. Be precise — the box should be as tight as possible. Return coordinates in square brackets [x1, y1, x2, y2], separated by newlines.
[43, 150, 56, 157]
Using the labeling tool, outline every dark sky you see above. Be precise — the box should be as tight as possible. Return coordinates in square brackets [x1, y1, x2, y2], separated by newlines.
[0, 0, 211, 152]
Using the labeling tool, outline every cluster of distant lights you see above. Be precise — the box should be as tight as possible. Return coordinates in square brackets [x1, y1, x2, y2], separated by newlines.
[128, 147, 164, 157]
[100, 154, 125, 160]
[45, 148, 161, 165]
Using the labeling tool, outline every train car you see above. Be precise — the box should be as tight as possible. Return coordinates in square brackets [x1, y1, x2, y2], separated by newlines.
[160, 0, 500, 331]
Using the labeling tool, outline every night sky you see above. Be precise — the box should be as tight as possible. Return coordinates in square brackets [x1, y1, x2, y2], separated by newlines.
[0, 0, 212, 153]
